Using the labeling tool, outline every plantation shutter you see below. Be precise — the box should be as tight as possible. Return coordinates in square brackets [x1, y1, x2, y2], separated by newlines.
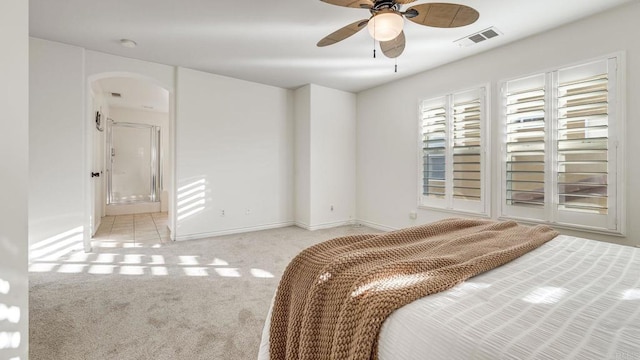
[501, 56, 621, 233]
[556, 65, 610, 215]
[504, 74, 547, 208]
[452, 90, 482, 202]
[420, 87, 487, 214]
[421, 97, 447, 200]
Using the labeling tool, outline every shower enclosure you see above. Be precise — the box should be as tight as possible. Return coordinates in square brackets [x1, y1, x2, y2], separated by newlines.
[107, 121, 161, 204]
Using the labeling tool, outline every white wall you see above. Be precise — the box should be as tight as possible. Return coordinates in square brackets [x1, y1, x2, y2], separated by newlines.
[29, 38, 178, 249]
[295, 84, 357, 230]
[29, 38, 299, 245]
[29, 38, 86, 255]
[356, 2, 640, 246]
[85, 50, 175, 91]
[0, 0, 29, 358]
[175, 67, 294, 239]
[294, 85, 312, 226]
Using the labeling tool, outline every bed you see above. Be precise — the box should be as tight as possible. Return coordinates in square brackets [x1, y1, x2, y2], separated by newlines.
[258, 219, 640, 360]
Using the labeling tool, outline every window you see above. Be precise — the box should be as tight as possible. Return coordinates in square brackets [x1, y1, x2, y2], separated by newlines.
[420, 87, 489, 215]
[501, 56, 624, 234]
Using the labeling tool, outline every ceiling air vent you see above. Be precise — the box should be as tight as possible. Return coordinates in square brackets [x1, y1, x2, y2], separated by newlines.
[455, 27, 502, 47]
[111, 92, 122, 98]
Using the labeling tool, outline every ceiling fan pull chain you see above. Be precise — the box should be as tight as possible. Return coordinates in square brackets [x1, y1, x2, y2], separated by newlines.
[373, 21, 376, 58]
[372, 36, 376, 58]
[395, 58, 398, 73]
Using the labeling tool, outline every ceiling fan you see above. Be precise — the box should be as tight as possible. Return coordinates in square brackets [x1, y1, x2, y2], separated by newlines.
[317, 0, 479, 59]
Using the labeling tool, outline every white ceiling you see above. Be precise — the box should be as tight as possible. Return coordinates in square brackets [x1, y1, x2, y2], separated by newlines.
[92, 77, 170, 113]
[30, 0, 634, 93]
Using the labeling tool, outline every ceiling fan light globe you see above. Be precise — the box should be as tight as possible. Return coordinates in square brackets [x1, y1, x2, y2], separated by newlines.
[367, 12, 404, 41]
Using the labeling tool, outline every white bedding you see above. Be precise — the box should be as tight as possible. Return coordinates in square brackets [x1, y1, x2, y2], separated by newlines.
[258, 235, 640, 360]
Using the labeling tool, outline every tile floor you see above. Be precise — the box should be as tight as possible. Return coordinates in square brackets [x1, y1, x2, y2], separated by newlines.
[93, 212, 170, 248]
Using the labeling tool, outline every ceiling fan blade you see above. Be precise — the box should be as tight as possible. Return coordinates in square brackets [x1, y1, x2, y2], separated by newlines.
[405, 3, 479, 28]
[317, 19, 369, 47]
[394, 0, 418, 4]
[380, 31, 405, 58]
[320, 0, 374, 9]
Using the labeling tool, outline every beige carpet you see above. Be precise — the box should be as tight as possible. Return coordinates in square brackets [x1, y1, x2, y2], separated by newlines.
[29, 224, 378, 360]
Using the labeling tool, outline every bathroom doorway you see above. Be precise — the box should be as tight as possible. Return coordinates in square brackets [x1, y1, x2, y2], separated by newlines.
[90, 76, 170, 219]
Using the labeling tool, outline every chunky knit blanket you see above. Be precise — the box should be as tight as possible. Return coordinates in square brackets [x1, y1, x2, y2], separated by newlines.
[269, 218, 559, 360]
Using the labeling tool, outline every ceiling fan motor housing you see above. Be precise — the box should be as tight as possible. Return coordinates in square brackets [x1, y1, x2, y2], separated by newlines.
[370, 0, 400, 13]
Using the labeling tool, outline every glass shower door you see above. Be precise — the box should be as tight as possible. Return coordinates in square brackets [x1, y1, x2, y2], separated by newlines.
[108, 122, 161, 204]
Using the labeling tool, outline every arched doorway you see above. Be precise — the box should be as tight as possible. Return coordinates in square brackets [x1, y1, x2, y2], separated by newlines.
[85, 72, 175, 251]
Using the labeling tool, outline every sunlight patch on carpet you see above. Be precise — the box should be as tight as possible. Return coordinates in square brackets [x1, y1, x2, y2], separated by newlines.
[250, 268, 274, 278]
[215, 268, 241, 277]
[184, 267, 209, 277]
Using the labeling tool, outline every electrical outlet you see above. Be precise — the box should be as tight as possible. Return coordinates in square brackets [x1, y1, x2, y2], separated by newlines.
[220, 209, 225, 217]
[245, 209, 251, 215]
[409, 211, 417, 220]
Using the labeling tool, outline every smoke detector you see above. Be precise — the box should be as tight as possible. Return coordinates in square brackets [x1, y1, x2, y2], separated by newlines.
[120, 39, 137, 48]
[455, 27, 502, 47]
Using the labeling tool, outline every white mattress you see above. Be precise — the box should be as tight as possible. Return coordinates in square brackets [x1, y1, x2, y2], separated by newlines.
[258, 235, 640, 360]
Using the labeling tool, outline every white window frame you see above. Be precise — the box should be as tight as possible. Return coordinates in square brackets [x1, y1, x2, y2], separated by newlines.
[417, 85, 490, 216]
[498, 54, 626, 236]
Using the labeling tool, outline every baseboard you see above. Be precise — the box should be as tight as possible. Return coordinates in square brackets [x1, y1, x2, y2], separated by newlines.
[356, 220, 397, 232]
[174, 219, 394, 241]
[174, 221, 296, 241]
[295, 219, 356, 231]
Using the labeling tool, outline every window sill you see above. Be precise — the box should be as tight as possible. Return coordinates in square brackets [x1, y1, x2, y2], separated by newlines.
[417, 205, 490, 219]
[497, 215, 625, 237]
